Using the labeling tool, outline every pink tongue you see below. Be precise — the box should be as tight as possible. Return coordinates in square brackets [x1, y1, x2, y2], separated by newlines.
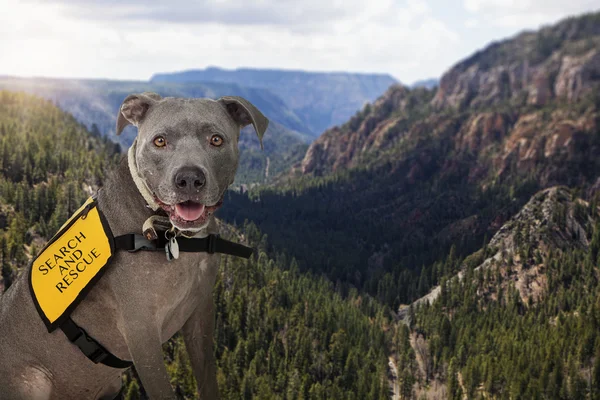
[174, 202, 205, 221]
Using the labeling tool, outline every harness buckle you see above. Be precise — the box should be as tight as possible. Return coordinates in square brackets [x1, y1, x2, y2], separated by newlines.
[72, 330, 109, 364]
[207, 234, 219, 254]
[129, 235, 157, 252]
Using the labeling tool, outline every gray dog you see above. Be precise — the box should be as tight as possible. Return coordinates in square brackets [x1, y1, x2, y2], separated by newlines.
[0, 93, 268, 399]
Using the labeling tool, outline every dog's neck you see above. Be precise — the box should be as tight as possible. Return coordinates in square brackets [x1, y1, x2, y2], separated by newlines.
[127, 139, 160, 212]
[97, 154, 157, 237]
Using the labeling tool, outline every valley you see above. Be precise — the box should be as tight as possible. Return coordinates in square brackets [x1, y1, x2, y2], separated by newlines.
[219, 11, 600, 398]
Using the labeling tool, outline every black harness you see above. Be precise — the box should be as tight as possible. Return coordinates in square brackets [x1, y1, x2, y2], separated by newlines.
[114, 232, 253, 258]
[60, 232, 253, 369]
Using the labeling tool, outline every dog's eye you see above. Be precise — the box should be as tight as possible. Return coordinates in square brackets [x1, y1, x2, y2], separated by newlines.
[210, 135, 224, 147]
[153, 136, 166, 147]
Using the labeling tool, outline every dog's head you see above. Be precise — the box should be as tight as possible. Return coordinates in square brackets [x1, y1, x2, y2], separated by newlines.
[116, 92, 268, 231]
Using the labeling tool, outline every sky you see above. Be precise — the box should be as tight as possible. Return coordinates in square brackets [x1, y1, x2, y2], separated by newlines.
[0, 0, 598, 84]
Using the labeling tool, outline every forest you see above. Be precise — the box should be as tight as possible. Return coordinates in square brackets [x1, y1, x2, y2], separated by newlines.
[401, 217, 600, 399]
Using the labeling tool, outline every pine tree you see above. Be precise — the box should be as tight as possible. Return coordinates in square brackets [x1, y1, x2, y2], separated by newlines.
[0, 236, 12, 290]
[124, 380, 141, 400]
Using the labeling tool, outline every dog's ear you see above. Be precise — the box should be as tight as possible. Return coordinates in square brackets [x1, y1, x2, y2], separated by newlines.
[218, 96, 269, 149]
[116, 92, 161, 135]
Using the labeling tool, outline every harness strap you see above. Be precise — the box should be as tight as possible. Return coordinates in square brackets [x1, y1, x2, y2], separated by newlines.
[58, 233, 251, 369]
[60, 317, 133, 369]
[114, 233, 254, 259]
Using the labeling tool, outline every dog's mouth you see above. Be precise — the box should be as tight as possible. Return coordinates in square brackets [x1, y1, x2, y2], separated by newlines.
[175, 201, 205, 221]
[155, 198, 223, 227]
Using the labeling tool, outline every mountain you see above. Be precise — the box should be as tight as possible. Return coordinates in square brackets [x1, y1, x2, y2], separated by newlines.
[217, 13, 600, 397]
[220, 11, 600, 311]
[410, 78, 438, 89]
[0, 68, 396, 186]
[395, 186, 600, 398]
[432, 12, 600, 110]
[299, 80, 599, 184]
[0, 77, 311, 139]
[297, 84, 435, 176]
[151, 66, 398, 136]
[400, 186, 593, 318]
[300, 12, 600, 179]
[0, 77, 311, 185]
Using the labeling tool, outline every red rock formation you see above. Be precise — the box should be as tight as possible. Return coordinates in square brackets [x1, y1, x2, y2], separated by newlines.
[432, 14, 600, 110]
[297, 12, 600, 189]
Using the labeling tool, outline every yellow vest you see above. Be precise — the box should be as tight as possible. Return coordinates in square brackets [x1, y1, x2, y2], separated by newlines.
[29, 197, 114, 332]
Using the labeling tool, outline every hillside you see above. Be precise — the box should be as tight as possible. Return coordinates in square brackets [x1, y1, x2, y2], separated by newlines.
[0, 91, 120, 290]
[300, 11, 600, 178]
[300, 82, 600, 182]
[297, 84, 435, 176]
[400, 186, 593, 317]
[432, 12, 600, 110]
[151, 66, 398, 136]
[220, 11, 600, 312]
[394, 186, 600, 398]
[0, 91, 391, 399]
[0, 77, 311, 185]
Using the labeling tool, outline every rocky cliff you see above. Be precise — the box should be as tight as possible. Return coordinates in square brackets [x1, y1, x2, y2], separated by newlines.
[400, 186, 596, 318]
[298, 12, 600, 189]
[298, 85, 435, 175]
[433, 12, 600, 110]
[394, 185, 600, 399]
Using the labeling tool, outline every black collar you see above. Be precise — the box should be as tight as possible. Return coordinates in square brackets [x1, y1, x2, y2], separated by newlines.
[114, 233, 253, 259]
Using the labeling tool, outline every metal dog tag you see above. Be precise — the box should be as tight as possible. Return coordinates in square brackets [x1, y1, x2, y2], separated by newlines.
[168, 237, 180, 260]
[165, 244, 173, 261]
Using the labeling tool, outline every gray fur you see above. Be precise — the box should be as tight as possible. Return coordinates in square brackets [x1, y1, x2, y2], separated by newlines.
[0, 93, 268, 399]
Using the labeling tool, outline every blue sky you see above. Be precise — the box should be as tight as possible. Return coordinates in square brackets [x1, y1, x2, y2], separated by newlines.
[0, 0, 598, 84]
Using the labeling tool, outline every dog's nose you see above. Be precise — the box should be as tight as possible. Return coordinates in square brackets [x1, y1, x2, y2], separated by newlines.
[174, 167, 206, 192]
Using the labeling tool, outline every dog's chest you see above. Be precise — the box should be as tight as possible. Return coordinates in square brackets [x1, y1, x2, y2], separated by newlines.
[114, 250, 219, 339]
[158, 252, 219, 340]
[141, 251, 212, 295]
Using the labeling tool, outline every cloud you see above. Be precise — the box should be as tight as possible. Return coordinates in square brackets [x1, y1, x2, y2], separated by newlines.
[2, 0, 598, 84]
[464, 0, 600, 28]
[1, 0, 462, 83]
[22, 0, 377, 28]
[465, 18, 479, 28]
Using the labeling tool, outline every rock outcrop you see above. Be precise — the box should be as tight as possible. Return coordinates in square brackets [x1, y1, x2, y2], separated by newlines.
[297, 12, 600, 189]
[298, 85, 434, 176]
[399, 186, 596, 318]
[432, 13, 600, 110]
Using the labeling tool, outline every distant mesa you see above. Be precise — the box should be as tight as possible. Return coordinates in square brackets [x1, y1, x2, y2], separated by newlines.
[151, 66, 398, 136]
